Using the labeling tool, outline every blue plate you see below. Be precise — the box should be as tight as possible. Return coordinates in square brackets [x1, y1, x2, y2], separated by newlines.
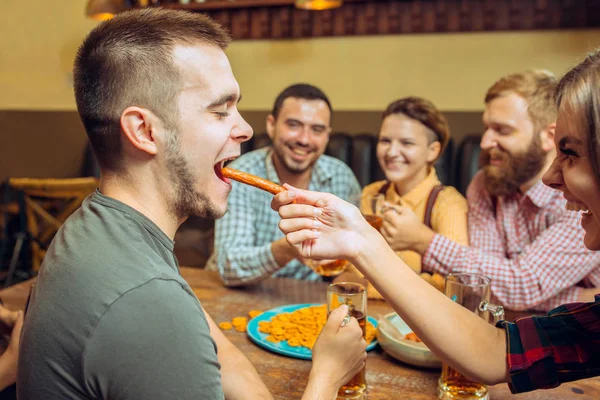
[247, 303, 378, 360]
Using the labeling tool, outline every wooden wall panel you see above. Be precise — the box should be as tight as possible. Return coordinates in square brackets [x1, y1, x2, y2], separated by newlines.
[158, 0, 600, 40]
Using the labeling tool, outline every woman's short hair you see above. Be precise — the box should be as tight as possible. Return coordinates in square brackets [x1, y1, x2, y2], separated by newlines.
[382, 97, 451, 158]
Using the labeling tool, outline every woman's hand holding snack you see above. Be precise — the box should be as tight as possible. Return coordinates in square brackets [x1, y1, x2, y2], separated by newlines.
[272, 185, 379, 263]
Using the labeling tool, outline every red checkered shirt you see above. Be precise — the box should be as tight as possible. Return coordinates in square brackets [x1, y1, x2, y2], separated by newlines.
[497, 294, 600, 393]
[422, 172, 600, 311]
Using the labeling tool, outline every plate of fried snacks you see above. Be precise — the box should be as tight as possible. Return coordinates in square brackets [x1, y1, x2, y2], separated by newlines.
[376, 312, 441, 369]
[246, 303, 378, 360]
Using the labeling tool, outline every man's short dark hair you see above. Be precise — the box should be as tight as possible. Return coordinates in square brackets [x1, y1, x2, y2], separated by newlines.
[73, 8, 231, 172]
[271, 84, 332, 121]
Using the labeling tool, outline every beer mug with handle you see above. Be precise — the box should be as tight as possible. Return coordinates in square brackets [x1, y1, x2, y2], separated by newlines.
[437, 273, 504, 400]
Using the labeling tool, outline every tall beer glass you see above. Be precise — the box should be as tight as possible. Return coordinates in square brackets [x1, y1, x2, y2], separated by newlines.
[437, 273, 504, 400]
[327, 282, 367, 399]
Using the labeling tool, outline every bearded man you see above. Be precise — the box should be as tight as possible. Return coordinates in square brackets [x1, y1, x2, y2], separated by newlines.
[377, 70, 600, 311]
[207, 83, 361, 285]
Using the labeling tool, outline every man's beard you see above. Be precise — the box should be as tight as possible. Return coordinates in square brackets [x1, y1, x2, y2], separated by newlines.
[272, 140, 318, 174]
[165, 132, 222, 220]
[480, 135, 547, 197]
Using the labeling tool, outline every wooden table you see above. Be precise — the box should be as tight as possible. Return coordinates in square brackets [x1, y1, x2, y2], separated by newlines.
[1, 268, 599, 399]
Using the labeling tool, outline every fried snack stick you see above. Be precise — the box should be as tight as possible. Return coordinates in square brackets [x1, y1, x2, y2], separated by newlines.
[222, 167, 285, 195]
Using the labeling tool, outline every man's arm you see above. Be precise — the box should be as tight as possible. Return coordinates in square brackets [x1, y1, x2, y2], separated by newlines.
[215, 181, 293, 286]
[83, 279, 226, 399]
[202, 308, 272, 400]
[423, 214, 599, 310]
[0, 306, 22, 391]
[271, 236, 302, 267]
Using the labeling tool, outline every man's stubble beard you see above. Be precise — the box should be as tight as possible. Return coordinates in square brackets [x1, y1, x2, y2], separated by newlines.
[165, 130, 223, 221]
[271, 139, 319, 175]
[481, 134, 547, 197]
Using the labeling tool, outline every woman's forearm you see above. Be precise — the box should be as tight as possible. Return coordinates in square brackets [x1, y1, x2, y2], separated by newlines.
[301, 373, 338, 400]
[353, 231, 509, 385]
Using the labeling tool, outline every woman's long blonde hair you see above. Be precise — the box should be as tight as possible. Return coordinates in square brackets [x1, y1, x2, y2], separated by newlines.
[555, 50, 600, 183]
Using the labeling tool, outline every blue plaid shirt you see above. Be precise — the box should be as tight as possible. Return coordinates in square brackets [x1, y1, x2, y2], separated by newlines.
[208, 147, 361, 286]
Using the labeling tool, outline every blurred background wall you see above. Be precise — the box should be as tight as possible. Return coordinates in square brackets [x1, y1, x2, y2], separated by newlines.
[3, 0, 600, 180]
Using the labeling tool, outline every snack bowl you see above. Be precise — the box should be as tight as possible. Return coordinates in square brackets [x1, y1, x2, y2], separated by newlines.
[376, 312, 442, 369]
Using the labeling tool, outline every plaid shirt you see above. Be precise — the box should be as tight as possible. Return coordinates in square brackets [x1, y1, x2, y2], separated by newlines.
[423, 171, 600, 311]
[208, 147, 361, 286]
[497, 294, 600, 393]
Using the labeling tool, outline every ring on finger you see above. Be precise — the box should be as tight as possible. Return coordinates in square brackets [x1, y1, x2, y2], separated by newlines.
[340, 314, 351, 327]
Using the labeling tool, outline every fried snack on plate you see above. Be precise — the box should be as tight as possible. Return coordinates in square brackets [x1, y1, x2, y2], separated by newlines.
[259, 304, 376, 350]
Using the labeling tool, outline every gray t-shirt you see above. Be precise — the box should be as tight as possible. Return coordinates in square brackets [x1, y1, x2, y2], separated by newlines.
[18, 192, 224, 399]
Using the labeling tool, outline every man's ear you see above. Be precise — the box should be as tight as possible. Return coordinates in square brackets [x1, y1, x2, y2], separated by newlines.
[120, 106, 158, 156]
[540, 122, 556, 152]
[426, 141, 442, 164]
[266, 115, 276, 140]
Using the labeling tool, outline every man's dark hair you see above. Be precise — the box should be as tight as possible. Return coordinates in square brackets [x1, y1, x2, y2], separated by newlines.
[271, 84, 332, 121]
[73, 8, 231, 172]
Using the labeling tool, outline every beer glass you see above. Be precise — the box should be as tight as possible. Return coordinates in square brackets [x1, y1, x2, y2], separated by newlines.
[361, 193, 384, 230]
[437, 273, 504, 400]
[305, 259, 349, 277]
[327, 282, 367, 399]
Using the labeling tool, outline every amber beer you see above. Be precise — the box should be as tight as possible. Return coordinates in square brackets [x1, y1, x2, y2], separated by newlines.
[437, 273, 503, 400]
[438, 364, 488, 399]
[309, 259, 348, 277]
[327, 282, 367, 399]
[338, 309, 367, 397]
[360, 193, 384, 232]
[363, 214, 383, 230]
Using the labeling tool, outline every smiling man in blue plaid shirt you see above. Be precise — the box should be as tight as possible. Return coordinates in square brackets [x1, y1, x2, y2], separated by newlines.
[207, 84, 361, 286]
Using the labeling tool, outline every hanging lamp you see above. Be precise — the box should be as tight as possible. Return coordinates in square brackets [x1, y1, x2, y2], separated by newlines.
[294, 0, 343, 11]
[85, 0, 128, 20]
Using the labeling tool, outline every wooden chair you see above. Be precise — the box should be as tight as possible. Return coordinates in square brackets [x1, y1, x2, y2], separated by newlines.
[7, 177, 99, 273]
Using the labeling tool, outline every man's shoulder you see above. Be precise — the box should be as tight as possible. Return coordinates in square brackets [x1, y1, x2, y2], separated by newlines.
[105, 277, 201, 318]
[318, 154, 354, 174]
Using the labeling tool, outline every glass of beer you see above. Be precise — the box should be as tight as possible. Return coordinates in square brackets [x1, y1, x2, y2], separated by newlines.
[437, 273, 504, 400]
[361, 193, 384, 231]
[305, 259, 349, 277]
[327, 282, 367, 399]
